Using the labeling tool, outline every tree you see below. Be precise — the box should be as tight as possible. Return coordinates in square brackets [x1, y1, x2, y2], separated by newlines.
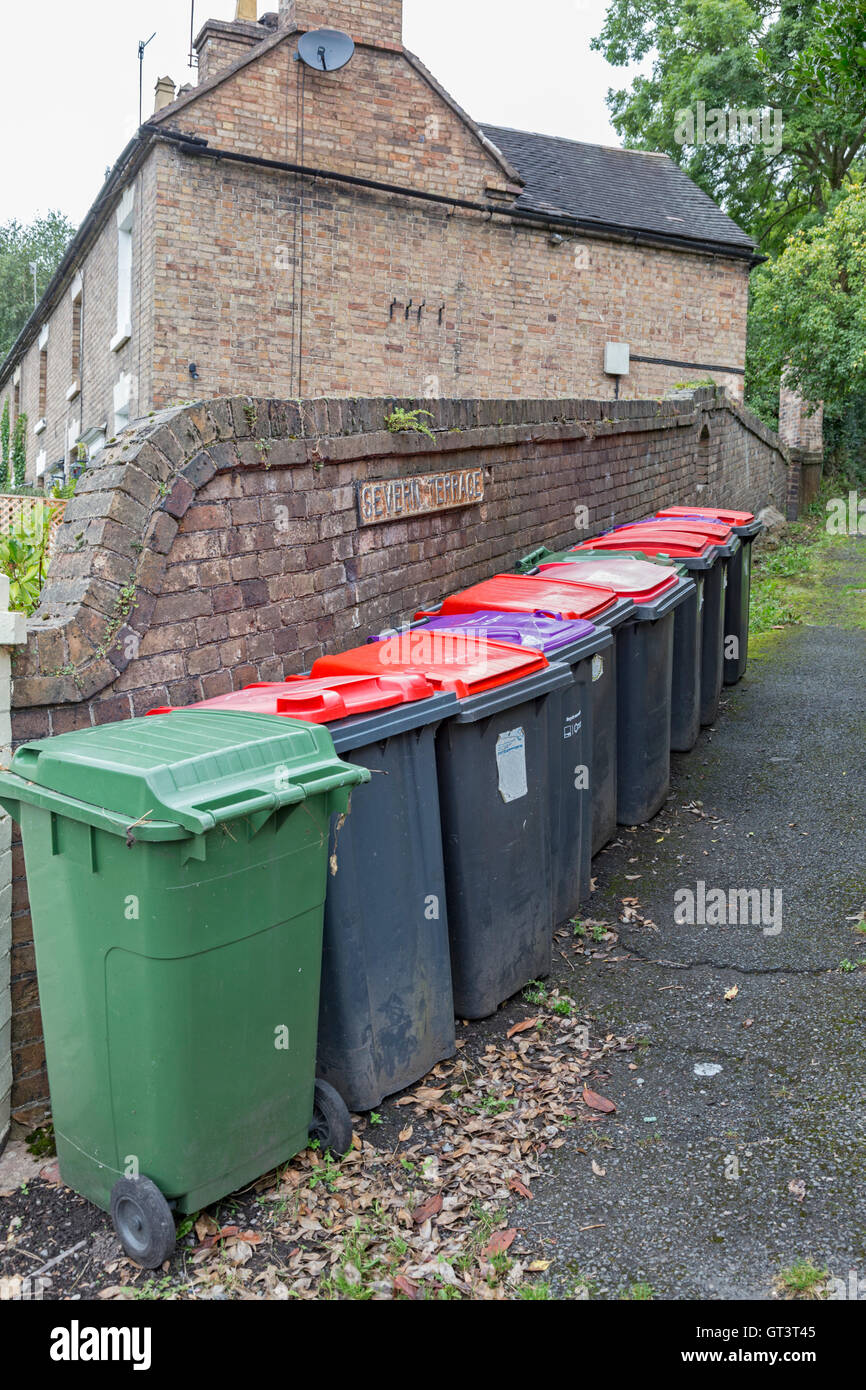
[0, 211, 76, 361]
[0, 399, 8, 490]
[11, 412, 27, 489]
[747, 183, 866, 425]
[592, 0, 866, 254]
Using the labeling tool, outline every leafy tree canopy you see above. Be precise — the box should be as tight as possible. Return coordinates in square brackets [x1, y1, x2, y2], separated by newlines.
[748, 182, 866, 423]
[0, 211, 77, 361]
[593, 0, 866, 254]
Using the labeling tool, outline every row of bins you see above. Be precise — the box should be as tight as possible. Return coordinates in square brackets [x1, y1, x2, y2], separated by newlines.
[0, 502, 761, 1266]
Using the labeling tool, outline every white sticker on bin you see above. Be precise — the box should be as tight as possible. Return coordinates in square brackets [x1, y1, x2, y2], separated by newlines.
[496, 727, 528, 803]
[591, 654, 604, 683]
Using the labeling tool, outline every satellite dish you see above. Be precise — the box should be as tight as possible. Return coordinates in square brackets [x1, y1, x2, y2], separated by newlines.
[297, 29, 355, 72]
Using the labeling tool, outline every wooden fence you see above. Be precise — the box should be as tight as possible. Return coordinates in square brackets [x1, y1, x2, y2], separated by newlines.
[0, 496, 66, 551]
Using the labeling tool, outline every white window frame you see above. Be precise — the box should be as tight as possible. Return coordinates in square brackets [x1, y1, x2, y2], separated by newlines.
[68, 272, 83, 401]
[79, 423, 107, 462]
[111, 188, 135, 353]
[113, 372, 133, 435]
[66, 416, 81, 459]
[34, 323, 50, 433]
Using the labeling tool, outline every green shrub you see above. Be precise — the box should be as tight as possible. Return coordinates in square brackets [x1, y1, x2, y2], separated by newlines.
[0, 504, 56, 614]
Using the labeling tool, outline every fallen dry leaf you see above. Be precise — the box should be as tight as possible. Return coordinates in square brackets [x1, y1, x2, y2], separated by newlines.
[724, 986, 739, 1002]
[393, 1275, 422, 1300]
[528, 1260, 551, 1272]
[507, 1018, 539, 1039]
[591, 1160, 607, 1177]
[395, 1086, 445, 1107]
[412, 1192, 443, 1224]
[482, 1229, 517, 1259]
[788, 1179, 807, 1202]
[508, 1177, 533, 1200]
[583, 1086, 617, 1114]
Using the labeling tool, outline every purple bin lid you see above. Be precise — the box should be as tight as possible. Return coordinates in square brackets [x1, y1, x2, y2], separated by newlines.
[377, 610, 598, 657]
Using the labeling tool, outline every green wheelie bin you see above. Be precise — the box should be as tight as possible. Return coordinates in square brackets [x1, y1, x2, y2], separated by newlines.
[0, 711, 369, 1268]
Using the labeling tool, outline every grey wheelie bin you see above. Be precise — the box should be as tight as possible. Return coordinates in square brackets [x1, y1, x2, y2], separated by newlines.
[656, 506, 764, 683]
[150, 674, 459, 1115]
[311, 637, 573, 1018]
[519, 545, 702, 754]
[395, 610, 614, 924]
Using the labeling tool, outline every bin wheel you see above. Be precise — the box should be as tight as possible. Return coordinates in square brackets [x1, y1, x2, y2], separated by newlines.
[110, 1176, 176, 1269]
[309, 1079, 353, 1156]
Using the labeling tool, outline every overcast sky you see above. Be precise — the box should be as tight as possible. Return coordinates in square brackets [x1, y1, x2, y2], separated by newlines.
[0, 1, 645, 227]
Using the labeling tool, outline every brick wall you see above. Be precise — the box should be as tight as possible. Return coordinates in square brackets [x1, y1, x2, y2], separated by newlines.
[195, 22, 263, 83]
[778, 384, 825, 519]
[779, 383, 824, 455]
[149, 141, 750, 410]
[6, 386, 791, 1119]
[281, 0, 404, 46]
[0, 582, 27, 1154]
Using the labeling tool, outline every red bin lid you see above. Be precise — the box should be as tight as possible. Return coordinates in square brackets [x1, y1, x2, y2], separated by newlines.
[416, 574, 618, 623]
[657, 505, 755, 526]
[578, 528, 717, 559]
[148, 672, 437, 723]
[312, 634, 550, 698]
[616, 517, 734, 543]
[534, 557, 678, 604]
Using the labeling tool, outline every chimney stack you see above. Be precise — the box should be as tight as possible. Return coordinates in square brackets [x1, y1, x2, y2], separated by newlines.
[153, 76, 176, 113]
[279, 1, 403, 47]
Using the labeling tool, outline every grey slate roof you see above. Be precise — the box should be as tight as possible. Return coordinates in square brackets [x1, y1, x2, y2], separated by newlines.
[480, 124, 755, 256]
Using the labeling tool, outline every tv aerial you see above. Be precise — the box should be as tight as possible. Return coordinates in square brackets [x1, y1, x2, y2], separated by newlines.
[296, 29, 355, 72]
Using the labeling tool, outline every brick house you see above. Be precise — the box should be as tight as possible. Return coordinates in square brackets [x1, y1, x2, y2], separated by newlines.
[0, 0, 760, 487]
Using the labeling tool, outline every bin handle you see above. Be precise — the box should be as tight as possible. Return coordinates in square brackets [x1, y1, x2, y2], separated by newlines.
[520, 546, 549, 568]
[191, 785, 305, 826]
[290, 765, 370, 797]
[191, 765, 369, 825]
[10, 748, 40, 776]
[275, 690, 344, 716]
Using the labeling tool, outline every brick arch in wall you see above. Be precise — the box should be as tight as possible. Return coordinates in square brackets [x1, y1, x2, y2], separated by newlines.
[12, 393, 450, 720]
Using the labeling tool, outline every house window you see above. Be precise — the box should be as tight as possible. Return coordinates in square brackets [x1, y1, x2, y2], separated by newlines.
[35, 324, 49, 435]
[68, 273, 83, 400]
[113, 372, 133, 435]
[66, 416, 81, 470]
[79, 424, 106, 464]
[111, 188, 135, 353]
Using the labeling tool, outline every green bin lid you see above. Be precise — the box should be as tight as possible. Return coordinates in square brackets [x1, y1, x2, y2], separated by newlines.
[0, 711, 369, 840]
